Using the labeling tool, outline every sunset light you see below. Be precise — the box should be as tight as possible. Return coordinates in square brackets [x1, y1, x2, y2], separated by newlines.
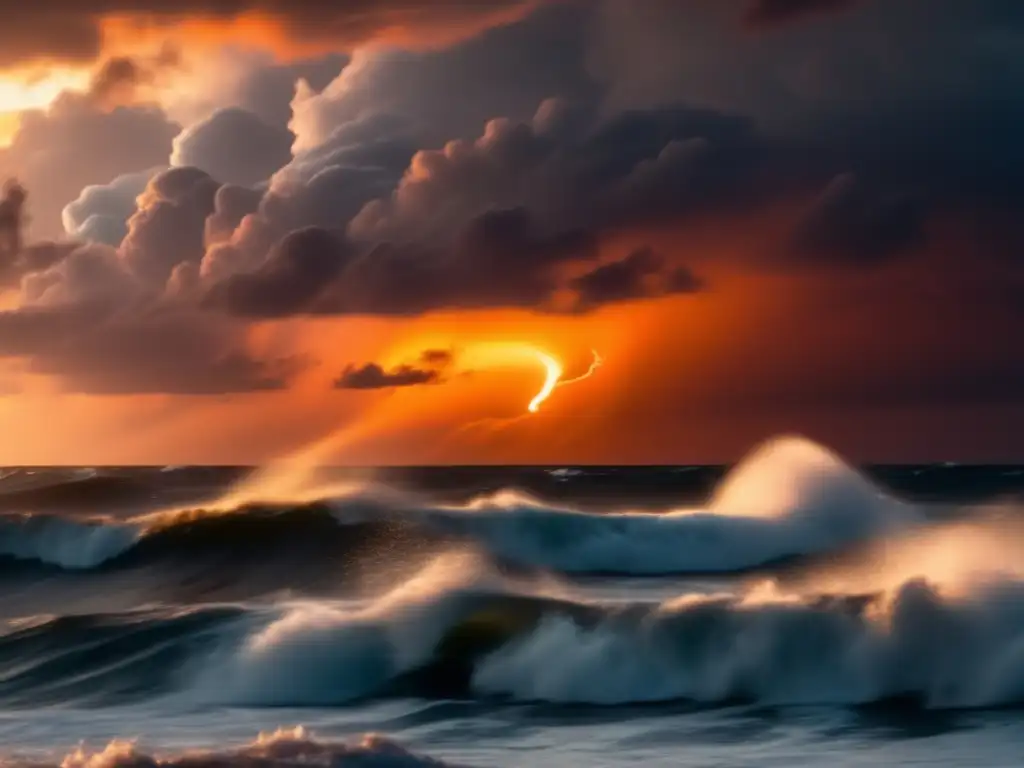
[526, 351, 562, 413]
[0, 72, 88, 114]
[0, 2, 1020, 765]
[0, 71, 90, 144]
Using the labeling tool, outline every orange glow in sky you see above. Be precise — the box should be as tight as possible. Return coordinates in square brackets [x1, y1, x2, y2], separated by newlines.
[0, 70, 91, 144]
[453, 343, 603, 415]
[0, 71, 89, 113]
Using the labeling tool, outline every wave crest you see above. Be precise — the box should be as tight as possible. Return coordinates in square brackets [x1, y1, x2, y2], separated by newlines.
[4, 524, 1024, 712]
[0, 514, 139, 570]
[0, 437, 916, 579]
[57, 728, 458, 768]
[424, 436, 915, 574]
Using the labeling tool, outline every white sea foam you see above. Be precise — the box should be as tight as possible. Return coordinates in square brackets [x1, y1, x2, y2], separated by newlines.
[421, 436, 918, 573]
[57, 727, 459, 768]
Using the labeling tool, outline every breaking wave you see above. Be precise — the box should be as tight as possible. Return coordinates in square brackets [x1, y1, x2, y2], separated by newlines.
[197, 518, 1024, 710]
[0, 514, 140, 570]
[422, 437, 916, 573]
[3, 510, 1024, 711]
[0, 438, 920, 578]
[36, 728, 459, 768]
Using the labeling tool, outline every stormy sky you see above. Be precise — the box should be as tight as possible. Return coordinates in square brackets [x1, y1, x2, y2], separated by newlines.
[0, 0, 1020, 464]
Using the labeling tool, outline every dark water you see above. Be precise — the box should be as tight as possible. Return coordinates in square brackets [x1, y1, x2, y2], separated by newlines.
[0, 437, 1023, 766]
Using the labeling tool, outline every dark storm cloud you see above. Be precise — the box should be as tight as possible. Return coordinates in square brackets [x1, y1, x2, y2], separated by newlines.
[0, 1, 531, 66]
[349, 103, 760, 246]
[586, 0, 1024, 271]
[571, 247, 705, 312]
[0, 297, 301, 395]
[207, 208, 605, 317]
[743, 0, 863, 27]
[590, 0, 1024, 210]
[5, 0, 1023, 408]
[790, 174, 926, 265]
[205, 226, 351, 318]
[334, 362, 440, 390]
[190, 96, 794, 320]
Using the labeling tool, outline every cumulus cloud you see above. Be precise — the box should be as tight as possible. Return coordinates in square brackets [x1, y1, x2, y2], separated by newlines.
[3, 0, 1022, 410]
[206, 208, 605, 318]
[0, 93, 179, 240]
[349, 103, 758, 246]
[62, 169, 161, 246]
[120, 166, 220, 287]
[0, 214, 302, 394]
[571, 248, 705, 312]
[161, 49, 349, 132]
[288, 4, 593, 152]
[171, 108, 294, 187]
[204, 184, 264, 248]
[204, 226, 351, 318]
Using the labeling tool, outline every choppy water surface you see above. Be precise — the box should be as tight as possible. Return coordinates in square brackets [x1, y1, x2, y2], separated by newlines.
[0, 437, 1023, 766]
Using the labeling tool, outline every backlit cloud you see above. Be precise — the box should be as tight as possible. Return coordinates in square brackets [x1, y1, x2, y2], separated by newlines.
[0, 1, 533, 67]
[0, 0, 1020, 461]
[334, 362, 441, 391]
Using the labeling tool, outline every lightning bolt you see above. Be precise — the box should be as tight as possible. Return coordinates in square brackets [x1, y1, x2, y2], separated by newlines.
[528, 349, 603, 413]
[527, 353, 563, 413]
[558, 349, 604, 389]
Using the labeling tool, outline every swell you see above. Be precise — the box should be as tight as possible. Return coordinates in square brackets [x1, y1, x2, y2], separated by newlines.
[0, 506, 460, 609]
[0, 467, 240, 515]
[0, 438, 923, 584]
[0, 606, 244, 707]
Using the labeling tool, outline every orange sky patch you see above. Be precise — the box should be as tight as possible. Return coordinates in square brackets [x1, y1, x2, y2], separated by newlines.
[98, 5, 533, 65]
[0, 69, 91, 144]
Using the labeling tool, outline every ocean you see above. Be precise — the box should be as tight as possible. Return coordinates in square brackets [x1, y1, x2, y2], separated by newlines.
[0, 436, 1023, 767]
